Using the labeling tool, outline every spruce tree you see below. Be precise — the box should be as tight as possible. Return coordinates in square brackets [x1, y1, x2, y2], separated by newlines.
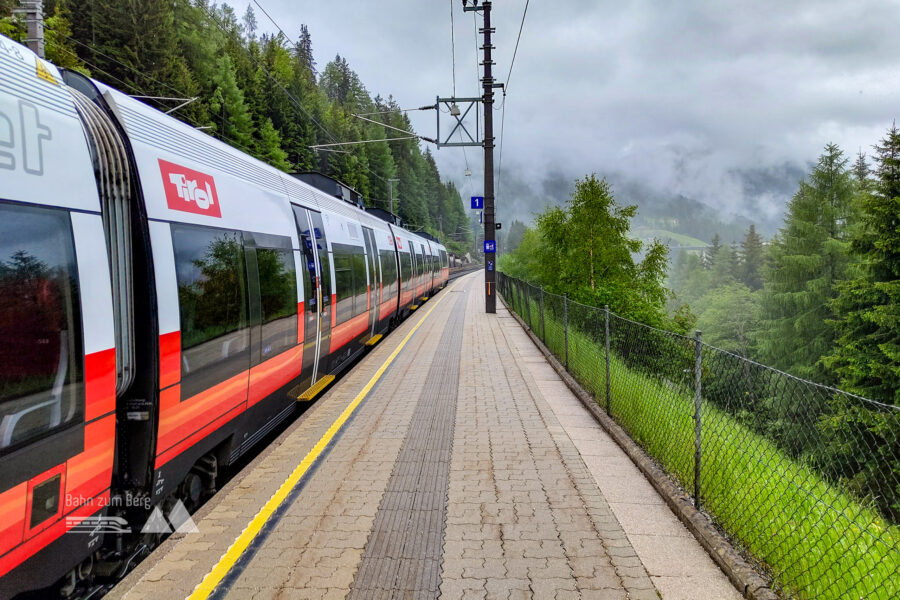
[708, 243, 737, 289]
[241, 5, 257, 42]
[740, 224, 764, 291]
[825, 125, 900, 403]
[757, 143, 856, 380]
[853, 150, 871, 190]
[295, 24, 316, 77]
[703, 233, 721, 269]
[209, 54, 254, 150]
[256, 117, 291, 171]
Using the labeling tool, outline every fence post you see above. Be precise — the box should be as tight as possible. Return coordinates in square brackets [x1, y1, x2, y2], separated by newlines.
[693, 330, 703, 509]
[563, 294, 569, 370]
[517, 280, 522, 314]
[604, 305, 611, 416]
[540, 286, 546, 343]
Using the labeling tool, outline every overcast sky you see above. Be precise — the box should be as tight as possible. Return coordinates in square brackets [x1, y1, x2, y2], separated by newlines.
[255, 0, 900, 227]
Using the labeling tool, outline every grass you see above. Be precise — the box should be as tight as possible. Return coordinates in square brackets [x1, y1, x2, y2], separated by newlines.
[505, 288, 899, 600]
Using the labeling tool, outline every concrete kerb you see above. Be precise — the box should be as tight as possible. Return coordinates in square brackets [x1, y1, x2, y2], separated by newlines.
[498, 295, 778, 600]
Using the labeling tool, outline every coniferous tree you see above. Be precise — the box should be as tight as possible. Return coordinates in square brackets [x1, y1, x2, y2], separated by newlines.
[853, 150, 871, 190]
[703, 233, 721, 269]
[825, 126, 900, 403]
[740, 224, 764, 291]
[43, 0, 472, 255]
[729, 242, 741, 275]
[256, 117, 291, 170]
[757, 143, 856, 380]
[295, 24, 316, 77]
[506, 220, 527, 253]
[709, 244, 738, 288]
[209, 54, 254, 149]
[241, 5, 257, 42]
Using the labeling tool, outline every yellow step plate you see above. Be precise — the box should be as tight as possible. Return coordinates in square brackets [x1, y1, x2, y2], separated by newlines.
[410, 305, 419, 311]
[364, 334, 383, 347]
[291, 374, 335, 402]
[421, 296, 429, 302]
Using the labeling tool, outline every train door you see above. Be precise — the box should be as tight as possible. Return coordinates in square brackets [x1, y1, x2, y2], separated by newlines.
[362, 227, 379, 338]
[426, 242, 435, 294]
[419, 244, 427, 299]
[409, 240, 419, 307]
[292, 206, 331, 387]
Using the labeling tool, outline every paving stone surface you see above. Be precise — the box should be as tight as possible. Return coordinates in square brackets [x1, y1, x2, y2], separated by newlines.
[348, 292, 465, 598]
[499, 300, 743, 600]
[110, 273, 741, 600]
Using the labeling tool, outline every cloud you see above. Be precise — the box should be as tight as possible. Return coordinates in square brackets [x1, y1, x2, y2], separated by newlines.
[261, 0, 900, 228]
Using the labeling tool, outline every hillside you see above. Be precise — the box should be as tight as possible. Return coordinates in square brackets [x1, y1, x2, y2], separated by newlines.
[0, 0, 474, 254]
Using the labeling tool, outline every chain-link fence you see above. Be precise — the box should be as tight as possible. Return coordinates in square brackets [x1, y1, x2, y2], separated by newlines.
[497, 272, 900, 600]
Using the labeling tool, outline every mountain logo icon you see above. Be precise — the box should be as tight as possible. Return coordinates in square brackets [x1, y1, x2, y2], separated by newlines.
[140, 500, 199, 534]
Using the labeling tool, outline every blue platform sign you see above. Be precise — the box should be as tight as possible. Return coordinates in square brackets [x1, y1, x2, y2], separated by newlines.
[484, 240, 496, 253]
[487, 260, 494, 272]
[471, 196, 484, 209]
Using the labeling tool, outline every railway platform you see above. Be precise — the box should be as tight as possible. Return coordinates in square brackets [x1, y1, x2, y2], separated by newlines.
[108, 272, 741, 600]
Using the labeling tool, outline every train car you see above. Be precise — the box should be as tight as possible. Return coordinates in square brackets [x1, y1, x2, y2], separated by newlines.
[0, 34, 448, 598]
[0, 37, 118, 599]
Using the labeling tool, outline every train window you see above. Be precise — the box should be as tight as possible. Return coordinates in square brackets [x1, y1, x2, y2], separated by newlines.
[0, 203, 84, 453]
[255, 245, 297, 361]
[380, 250, 398, 300]
[333, 244, 367, 320]
[171, 224, 250, 400]
[399, 249, 412, 290]
[332, 251, 354, 325]
[351, 252, 368, 317]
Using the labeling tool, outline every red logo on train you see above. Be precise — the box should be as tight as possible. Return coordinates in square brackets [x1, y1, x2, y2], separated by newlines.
[158, 159, 222, 217]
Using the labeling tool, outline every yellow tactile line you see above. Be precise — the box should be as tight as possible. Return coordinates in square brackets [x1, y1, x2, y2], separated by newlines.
[187, 275, 466, 599]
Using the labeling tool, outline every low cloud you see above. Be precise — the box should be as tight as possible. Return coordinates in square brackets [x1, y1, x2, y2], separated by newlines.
[264, 0, 900, 228]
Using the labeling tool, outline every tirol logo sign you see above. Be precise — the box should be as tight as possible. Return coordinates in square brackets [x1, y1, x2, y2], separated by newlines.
[158, 158, 221, 217]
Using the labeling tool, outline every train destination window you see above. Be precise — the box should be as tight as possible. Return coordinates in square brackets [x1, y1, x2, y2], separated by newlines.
[0, 203, 84, 453]
[172, 224, 250, 399]
[255, 244, 297, 360]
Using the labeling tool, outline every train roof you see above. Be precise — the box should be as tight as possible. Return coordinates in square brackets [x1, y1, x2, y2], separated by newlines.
[85, 79, 443, 251]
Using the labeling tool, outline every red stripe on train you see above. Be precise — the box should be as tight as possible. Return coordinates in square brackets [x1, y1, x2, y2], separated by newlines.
[0, 489, 108, 579]
[248, 346, 303, 407]
[330, 312, 369, 352]
[0, 414, 114, 578]
[84, 347, 115, 421]
[331, 294, 337, 328]
[154, 341, 310, 468]
[155, 370, 249, 467]
[296, 302, 304, 343]
[159, 331, 181, 389]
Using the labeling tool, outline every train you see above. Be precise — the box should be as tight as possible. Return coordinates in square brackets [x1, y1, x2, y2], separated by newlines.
[0, 34, 449, 599]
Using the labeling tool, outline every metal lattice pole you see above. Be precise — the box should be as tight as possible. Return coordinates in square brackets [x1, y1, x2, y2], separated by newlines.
[693, 330, 703, 509]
